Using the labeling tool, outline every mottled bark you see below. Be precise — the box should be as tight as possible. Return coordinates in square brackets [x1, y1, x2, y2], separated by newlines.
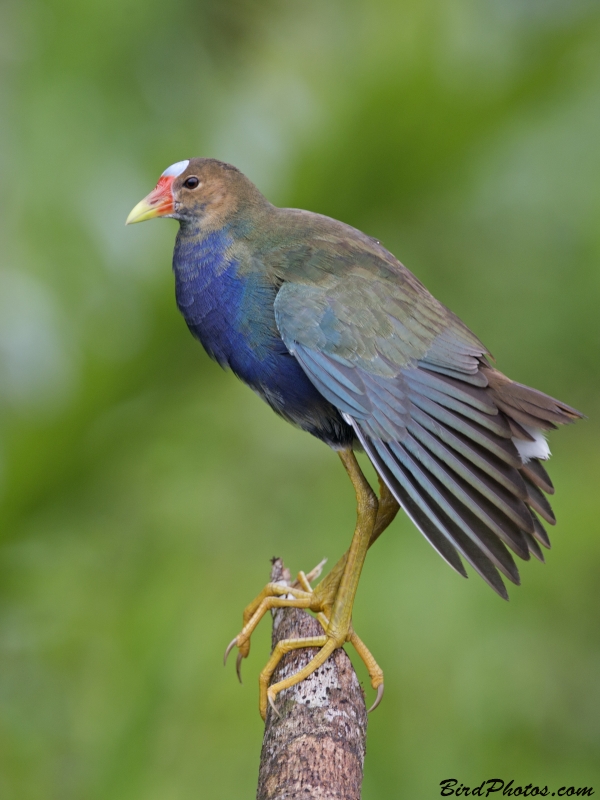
[256, 558, 368, 800]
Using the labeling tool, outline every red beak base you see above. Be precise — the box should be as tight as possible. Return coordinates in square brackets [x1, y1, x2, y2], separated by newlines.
[126, 176, 175, 224]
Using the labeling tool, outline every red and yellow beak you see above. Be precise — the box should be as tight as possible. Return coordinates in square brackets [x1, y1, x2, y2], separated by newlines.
[127, 160, 190, 224]
[126, 175, 176, 224]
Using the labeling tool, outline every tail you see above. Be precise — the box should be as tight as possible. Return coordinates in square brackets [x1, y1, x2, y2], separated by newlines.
[484, 366, 583, 564]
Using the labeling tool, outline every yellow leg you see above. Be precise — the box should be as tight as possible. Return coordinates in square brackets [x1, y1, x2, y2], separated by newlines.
[264, 638, 338, 719]
[302, 475, 399, 609]
[259, 609, 385, 717]
[232, 595, 313, 654]
[258, 449, 378, 717]
[324, 450, 378, 638]
[224, 585, 316, 681]
[259, 635, 329, 719]
[225, 460, 400, 717]
[241, 583, 312, 633]
[348, 629, 384, 711]
[371, 475, 400, 546]
[292, 571, 385, 709]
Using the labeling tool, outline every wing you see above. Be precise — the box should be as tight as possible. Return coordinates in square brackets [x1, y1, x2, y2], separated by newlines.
[274, 269, 580, 598]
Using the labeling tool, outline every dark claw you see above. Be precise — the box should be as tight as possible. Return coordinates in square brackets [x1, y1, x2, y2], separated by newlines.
[367, 683, 384, 713]
[236, 652, 244, 684]
[224, 636, 238, 666]
[268, 693, 281, 719]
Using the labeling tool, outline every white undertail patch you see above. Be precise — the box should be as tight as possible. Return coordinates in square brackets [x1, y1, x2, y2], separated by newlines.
[161, 160, 190, 178]
[513, 425, 550, 463]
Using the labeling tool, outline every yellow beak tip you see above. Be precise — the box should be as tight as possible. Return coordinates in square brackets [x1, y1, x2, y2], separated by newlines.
[125, 210, 142, 225]
[126, 198, 163, 225]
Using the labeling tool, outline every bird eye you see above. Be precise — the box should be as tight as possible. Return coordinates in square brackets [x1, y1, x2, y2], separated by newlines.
[183, 176, 200, 189]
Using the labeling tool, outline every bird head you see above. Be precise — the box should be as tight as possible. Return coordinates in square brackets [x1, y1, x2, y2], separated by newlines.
[126, 158, 265, 230]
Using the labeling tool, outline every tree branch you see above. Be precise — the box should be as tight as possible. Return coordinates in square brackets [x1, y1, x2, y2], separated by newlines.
[256, 558, 367, 800]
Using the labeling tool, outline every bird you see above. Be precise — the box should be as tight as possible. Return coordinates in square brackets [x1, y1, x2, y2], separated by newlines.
[127, 157, 582, 719]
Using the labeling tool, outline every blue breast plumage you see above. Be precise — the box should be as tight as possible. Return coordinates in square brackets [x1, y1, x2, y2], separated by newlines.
[172, 226, 353, 448]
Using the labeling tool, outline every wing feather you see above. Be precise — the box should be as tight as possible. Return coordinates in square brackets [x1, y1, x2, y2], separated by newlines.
[274, 265, 579, 596]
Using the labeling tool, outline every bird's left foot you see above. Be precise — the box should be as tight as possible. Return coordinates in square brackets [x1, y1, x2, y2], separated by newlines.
[259, 621, 384, 720]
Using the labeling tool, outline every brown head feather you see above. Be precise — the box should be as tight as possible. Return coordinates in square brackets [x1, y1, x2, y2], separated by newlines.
[171, 158, 271, 232]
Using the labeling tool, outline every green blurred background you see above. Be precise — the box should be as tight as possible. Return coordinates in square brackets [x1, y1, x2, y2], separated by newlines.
[1, 1, 599, 797]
